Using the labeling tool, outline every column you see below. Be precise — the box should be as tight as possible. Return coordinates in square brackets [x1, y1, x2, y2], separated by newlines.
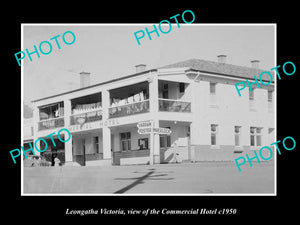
[64, 99, 73, 163]
[190, 80, 202, 145]
[189, 80, 203, 162]
[148, 75, 159, 113]
[32, 103, 40, 156]
[101, 90, 112, 162]
[102, 126, 111, 159]
[64, 137, 73, 162]
[153, 119, 160, 164]
[148, 74, 160, 164]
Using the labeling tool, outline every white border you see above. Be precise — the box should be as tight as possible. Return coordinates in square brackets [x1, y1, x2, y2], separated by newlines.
[21, 23, 277, 196]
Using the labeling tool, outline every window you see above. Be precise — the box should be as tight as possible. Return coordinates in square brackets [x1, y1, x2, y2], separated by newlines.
[210, 82, 216, 95]
[162, 83, 168, 99]
[234, 126, 241, 146]
[249, 89, 254, 100]
[256, 128, 262, 146]
[268, 90, 273, 102]
[166, 135, 171, 147]
[250, 127, 262, 146]
[179, 83, 185, 93]
[160, 136, 164, 147]
[211, 124, 218, 145]
[39, 102, 64, 120]
[94, 136, 99, 153]
[160, 127, 171, 148]
[120, 132, 131, 151]
[138, 138, 149, 150]
[209, 82, 218, 107]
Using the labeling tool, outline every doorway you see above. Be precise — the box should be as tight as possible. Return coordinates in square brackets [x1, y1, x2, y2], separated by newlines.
[73, 136, 86, 166]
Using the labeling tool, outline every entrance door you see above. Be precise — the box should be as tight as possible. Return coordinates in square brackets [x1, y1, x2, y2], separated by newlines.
[187, 125, 191, 161]
[82, 138, 86, 166]
[73, 137, 86, 166]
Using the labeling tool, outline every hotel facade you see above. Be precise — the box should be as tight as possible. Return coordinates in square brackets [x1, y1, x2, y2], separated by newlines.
[30, 56, 275, 166]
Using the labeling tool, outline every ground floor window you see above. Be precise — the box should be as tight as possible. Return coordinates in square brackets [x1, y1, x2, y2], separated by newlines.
[211, 124, 218, 145]
[250, 127, 262, 146]
[138, 138, 149, 150]
[234, 126, 241, 146]
[160, 127, 171, 147]
[94, 136, 100, 153]
[120, 132, 131, 151]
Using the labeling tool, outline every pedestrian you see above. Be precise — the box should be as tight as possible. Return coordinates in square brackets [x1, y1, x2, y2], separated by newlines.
[172, 142, 180, 163]
[54, 156, 61, 167]
[31, 156, 39, 167]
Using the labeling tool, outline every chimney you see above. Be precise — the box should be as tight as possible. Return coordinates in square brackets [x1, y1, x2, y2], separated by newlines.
[135, 64, 146, 73]
[217, 55, 227, 64]
[250, 60, 260, 69]
[79, 72, 90, 88]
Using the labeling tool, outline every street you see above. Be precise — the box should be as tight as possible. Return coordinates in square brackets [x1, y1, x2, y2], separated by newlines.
[23, 161, 275, 195]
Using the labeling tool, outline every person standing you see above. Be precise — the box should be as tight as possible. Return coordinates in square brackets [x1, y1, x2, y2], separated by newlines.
[54, 156, 61, 167]
[172, 142, 180, 163]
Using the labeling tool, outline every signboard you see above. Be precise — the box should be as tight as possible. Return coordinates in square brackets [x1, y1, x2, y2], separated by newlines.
[137, 121, 153, 129]
[68, 120, 102, 133]
[137, 127, 152, 134]
[137, 127, 172, 135]
[153, 127, 172, 135]
[68, 118, 120, 133]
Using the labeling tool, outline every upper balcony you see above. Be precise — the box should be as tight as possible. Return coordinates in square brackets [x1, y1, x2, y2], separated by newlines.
[109, 100, 150, 118]
[108, 81, 150, 118]
[108, 80, 192, 118]
[158, 98, 191, 112]
[36, 79, 193, 130]
[70, 92, 102, 125]
[38, 102, 64, 131]
[158, 80, 191, 113]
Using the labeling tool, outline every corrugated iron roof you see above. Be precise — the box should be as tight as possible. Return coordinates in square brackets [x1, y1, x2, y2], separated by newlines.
[33, 58, 274, 102]
[160, 58, 274, 81]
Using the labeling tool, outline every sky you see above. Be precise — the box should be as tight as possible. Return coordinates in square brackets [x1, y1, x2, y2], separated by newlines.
[22, 24, 275, 106]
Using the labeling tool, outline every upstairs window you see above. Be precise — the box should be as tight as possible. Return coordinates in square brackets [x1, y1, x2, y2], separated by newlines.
[179, 82, 185, 93]
[210, 82, 217, 95]
[39, 102, 64, 120]
[249, 88, 255, 100]
[162, 83, 169, 99]
[268, 90, 273, 102]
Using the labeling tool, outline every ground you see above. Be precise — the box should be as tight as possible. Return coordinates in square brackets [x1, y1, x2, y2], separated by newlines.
[23, 161, 275, 195]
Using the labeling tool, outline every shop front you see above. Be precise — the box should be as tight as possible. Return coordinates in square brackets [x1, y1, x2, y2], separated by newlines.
[111, 121, 191, 165]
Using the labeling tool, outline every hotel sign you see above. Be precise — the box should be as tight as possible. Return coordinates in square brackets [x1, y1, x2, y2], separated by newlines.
[68, 118, 120, 132]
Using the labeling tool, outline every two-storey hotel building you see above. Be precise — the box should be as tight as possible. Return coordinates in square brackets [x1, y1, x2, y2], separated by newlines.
[31, 55, 275, 166]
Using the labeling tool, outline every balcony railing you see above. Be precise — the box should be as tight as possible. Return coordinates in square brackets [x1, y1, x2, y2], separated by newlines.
[70, 109, 102, 125]
[159, 98, 191, 112]
[109, 100, 150, 118]
[38, 117, 64, 131]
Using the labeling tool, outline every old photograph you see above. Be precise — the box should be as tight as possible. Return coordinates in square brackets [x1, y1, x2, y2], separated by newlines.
[21, 24, 276, 195]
